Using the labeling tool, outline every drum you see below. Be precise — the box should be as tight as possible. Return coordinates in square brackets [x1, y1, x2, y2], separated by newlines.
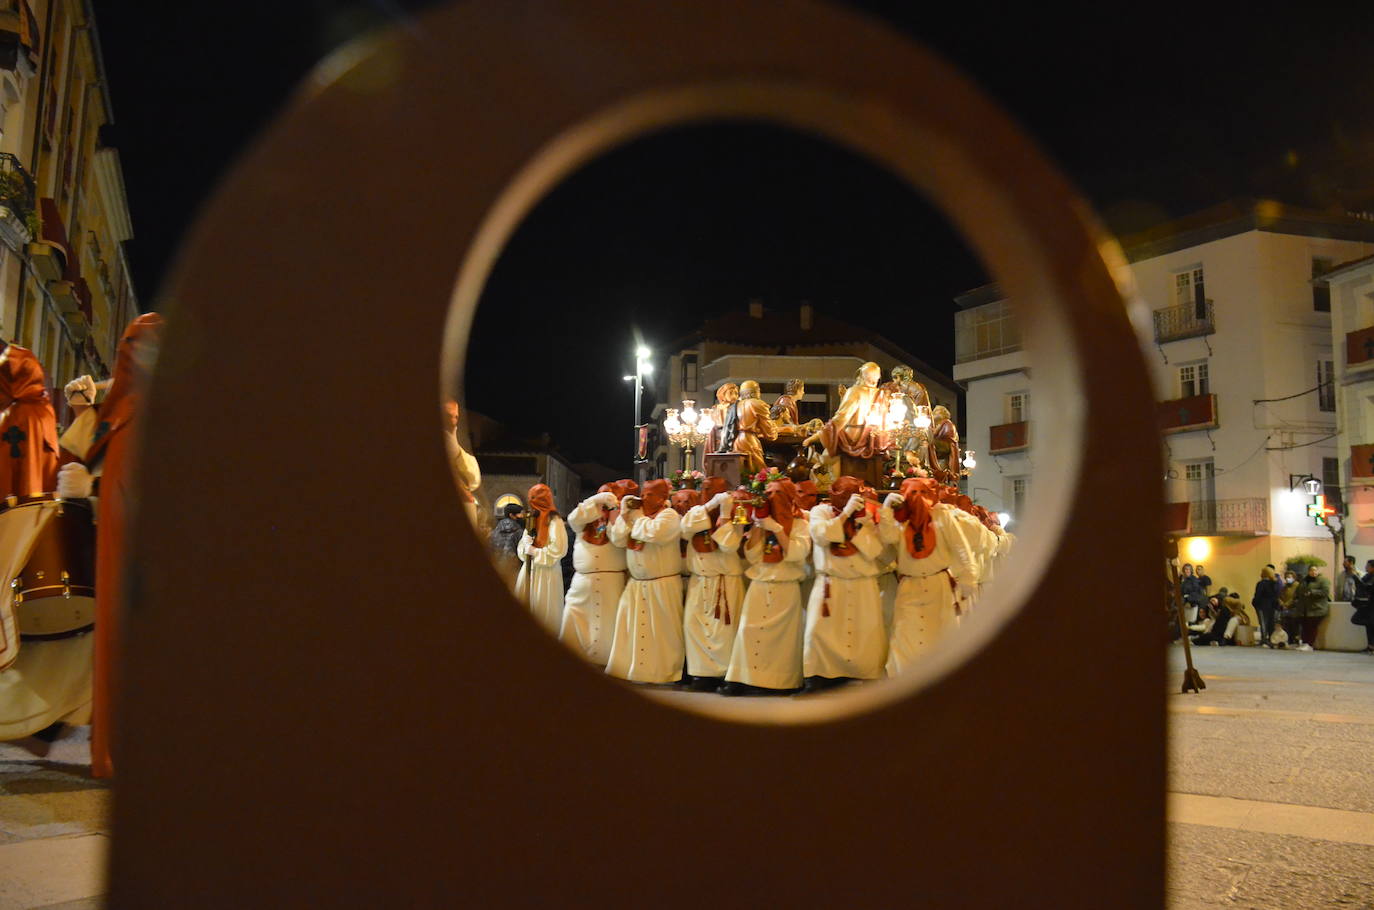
[0, 496, 96, 665]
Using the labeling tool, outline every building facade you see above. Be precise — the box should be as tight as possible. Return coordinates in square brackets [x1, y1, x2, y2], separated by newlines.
[955, 200, 1374, 592]
[0, 0, 136, 425]
[1326, 253, 1374, 555]
[652, 302, 960, 477]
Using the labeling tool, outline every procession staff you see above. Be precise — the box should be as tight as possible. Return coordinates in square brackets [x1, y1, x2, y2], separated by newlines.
[56, 313, 164, 778]
[559, 481, 633, 665]
[722, 479, 810, 695]
[605, 478, 685, 684]
[515, 484, 567, 635]
[802, 476, 887, 690]
[878, 478, 979, 677]
[679, 477, 746, 690]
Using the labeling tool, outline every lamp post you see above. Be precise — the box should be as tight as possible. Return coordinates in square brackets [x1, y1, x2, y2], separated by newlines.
[624, 346, 652, 465]
[663, 399, 715, 472]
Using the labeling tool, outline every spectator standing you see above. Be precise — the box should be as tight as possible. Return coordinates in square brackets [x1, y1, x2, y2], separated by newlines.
[1291, 565, 1331, 651]
[1195, 564, 1213, 602]
[489, 503, 525, 590]
[1180, 564, 1203, 622]
[1339, 555, 1361, 603]
[1355, 559, 1374, 655]
[1251, 566, 1280, 648]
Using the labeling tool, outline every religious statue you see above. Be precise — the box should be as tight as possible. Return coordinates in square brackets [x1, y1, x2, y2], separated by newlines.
[926, 404, 961, 484]
[732, 380, 778, 474]
[769, 378, 805, 430]
[709, 382, 740, 454]
[802, 361, 890, 484]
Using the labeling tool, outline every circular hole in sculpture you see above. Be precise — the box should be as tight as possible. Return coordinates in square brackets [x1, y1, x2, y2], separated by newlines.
[444, 118, 1063, 724]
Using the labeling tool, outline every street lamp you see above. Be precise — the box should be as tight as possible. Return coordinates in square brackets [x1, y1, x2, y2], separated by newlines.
[663, 399, 715, 472]
[626, 347, 652, 464]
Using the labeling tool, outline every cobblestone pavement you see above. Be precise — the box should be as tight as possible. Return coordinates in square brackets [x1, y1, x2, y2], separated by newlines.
[1167, 643, 1374, 909]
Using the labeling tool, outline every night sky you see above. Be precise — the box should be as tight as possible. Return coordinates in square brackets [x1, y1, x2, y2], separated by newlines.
[94, 2, 1374, 470]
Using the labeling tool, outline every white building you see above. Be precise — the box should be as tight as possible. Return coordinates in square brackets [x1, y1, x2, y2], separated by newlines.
[652, 301, 960, 477]
[1325, 252, 1374, 555]
[954, 200, 1374, 592]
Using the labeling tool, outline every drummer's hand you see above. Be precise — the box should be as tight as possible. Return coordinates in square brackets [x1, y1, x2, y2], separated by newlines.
[63, 375, 97, 404]
[57, 463, 92, 499]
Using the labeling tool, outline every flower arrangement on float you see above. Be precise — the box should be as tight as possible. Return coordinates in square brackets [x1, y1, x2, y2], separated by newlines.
[884, 462, 930, 489]
[669, 468, 706, 491]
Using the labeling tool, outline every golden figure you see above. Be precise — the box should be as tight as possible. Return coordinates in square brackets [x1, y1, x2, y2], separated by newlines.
[732, 380, 777, 474]
[709, 382, 740, 454]
[769, 378, 805, 431]
[803, 362, 888, 459]
[883, 365, 932, 472]
[926, 404, 961, 483]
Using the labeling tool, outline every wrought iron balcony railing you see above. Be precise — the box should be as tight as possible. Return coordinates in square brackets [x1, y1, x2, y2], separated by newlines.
[1181, 497, 1270, 535]
[0, 151, 34, 224]
[1153, 299, 1215, 344]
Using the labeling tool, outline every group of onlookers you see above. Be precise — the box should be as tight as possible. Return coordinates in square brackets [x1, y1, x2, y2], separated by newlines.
[1177, 558, 1374, 654]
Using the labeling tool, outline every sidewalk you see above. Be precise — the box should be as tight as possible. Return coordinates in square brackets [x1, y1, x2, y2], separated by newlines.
[1167, 644, 1374, 908]
[0, 728, 107, 910]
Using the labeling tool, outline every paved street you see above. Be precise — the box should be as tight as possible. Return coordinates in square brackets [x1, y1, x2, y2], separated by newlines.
[0, 646, 1370, 907]
[1168, 643, 1374, 908]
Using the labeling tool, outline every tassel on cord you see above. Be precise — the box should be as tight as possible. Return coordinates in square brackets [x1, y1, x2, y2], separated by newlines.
[822, 578, 831, 617]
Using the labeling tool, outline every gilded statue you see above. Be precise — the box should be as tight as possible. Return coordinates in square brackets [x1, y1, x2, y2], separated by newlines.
[769, 378, 805, 430]
[709, 382, 740, 454]
[733, 379, 778, 474]
[926, 404, 961, 483]
[883, 364, 932, 472]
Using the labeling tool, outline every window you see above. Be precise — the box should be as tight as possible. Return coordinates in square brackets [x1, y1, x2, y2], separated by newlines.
[1323, 456, 1345, 514]
[1318, 359, 1336, 412]
[1007, 391, 1029, 424]
[1011, 477, 1028, 517]
[1174, 266, 1206, 317]
[681, 353, 698, 394]
[1313, 258, 1333, 313]
[1178, 361, 1209, 398]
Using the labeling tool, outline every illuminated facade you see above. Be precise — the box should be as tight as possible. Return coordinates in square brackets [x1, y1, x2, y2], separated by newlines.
[955, 200, 1374, 587]
[0, 0, 136, 424]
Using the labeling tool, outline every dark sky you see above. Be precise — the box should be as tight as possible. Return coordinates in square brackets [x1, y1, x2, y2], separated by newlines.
[94, 2, 1374, 470]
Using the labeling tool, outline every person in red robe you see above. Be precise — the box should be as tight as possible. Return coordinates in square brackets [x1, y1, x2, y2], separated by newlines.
[0, 343, 59, 498]
[56, 313, 164, 779]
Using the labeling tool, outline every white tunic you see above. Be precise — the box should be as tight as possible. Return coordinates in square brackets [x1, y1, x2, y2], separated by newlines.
[878, 506, 980, 677]
[680, 506, 746, 678]
[803, 504, 887, 680]
[444, 428, 482, 525]
[938, 506, 992, 614]
[558, 496, 627, 665]
[724, 517, 810, 690]
[516, 517, 567, 635]
[605, 507, 685, 683]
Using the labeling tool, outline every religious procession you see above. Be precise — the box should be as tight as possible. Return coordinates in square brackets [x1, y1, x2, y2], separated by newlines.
[0, 315, 161, 774]
[463, 361, 1015, 695]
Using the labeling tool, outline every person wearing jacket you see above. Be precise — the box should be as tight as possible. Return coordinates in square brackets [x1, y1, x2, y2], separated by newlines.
[1291, 565, 1331, 651]
[1251, 566, 1281, 648]
[1179, 564, 1203, 622]
[1355, 559, 1374, 655]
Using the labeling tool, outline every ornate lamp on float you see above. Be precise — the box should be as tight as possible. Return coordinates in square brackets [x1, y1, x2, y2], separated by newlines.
[961, 449, 977, 477]
[663, 399, 715, 472]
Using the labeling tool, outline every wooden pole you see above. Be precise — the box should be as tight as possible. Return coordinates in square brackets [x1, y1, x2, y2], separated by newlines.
[1166, 538, 1205, 694]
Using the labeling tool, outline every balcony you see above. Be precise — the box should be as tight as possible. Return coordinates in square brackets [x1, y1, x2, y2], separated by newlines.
[954, 300, 1021, 364]
[1346, 325, 1374, 370]
[988, 420, 1028, 454]
[1157, 393, 1217, 435]
[1152, 299, 1215, 344]
[1352, 444, 1374, 482]
[0, 0, 38, 77]
[1169, 497, 1270, 536]
[0, 151, 33, 249]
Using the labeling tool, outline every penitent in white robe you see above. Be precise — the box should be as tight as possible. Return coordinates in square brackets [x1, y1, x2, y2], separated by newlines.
[605, 507, 684, 683]
[724, 517, 810, 690]
[878, 505, 980, 677]
[516, 517, 568, 635]
[679, 506, 746, 679]
[558, 496, 627, 665]
[803, 504, 887, 680]
[939, 505, 993, 615]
